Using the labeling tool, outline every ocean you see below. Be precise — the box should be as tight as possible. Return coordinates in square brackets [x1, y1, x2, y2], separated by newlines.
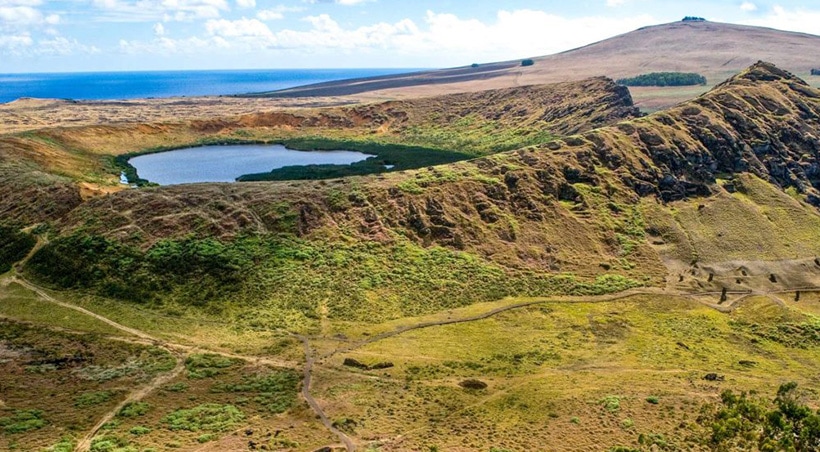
[0, 68, 419, 103]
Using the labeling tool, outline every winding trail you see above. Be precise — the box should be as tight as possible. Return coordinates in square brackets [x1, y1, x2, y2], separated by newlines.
[296, 334, 356, 452]
[74, 354, 187, 452]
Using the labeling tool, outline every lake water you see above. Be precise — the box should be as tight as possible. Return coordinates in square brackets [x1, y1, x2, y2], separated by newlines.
[0, 68, 422, 103]
[129, 144, 372, 185]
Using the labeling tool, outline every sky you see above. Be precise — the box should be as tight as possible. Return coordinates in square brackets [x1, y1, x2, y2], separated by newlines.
[0, 0, 819, 73]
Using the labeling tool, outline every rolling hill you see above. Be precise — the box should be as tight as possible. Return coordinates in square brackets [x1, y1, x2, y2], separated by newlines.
[262, 20, 820, 110]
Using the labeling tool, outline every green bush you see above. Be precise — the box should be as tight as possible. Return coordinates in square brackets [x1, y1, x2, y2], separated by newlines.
[700, 382, 820, 450]
[0, 225, 36, 273]
[185, 354, 237, 379]
[118, 402, 150, 418]
[89, 435, 136, 452]
[0, 409, 47, 434]
[616, 72, 706, 87]
[521, 59, 534, 67]
[211, 370, 300, 413]
[162, 404, 244, 432]
[129, 426, 151, 435]
[74, 391, 114, 408]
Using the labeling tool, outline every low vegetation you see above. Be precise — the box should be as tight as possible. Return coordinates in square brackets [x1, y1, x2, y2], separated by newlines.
[0, 225, 35, 273]
[617, 72, 707, 86]
[699, 382, 820, 450]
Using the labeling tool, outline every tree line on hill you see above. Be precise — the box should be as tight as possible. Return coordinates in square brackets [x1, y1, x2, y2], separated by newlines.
[812, 68, 820, 76]
[616, 72, 707, 87]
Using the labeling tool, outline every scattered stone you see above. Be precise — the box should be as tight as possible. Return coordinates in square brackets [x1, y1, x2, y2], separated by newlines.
[459, 379, 488, 390]
[342, 358, 394, 371]
[703, 373, 724, 381]
[769, 274, 777, 283]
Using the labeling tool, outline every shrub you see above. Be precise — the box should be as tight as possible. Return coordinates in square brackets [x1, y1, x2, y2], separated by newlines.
[521, 58, 535, 67]
[185, 354, 237, 379]
[163, 404, 244, 432]
[75, 391, 115, 408]
[118, 402, 150, 417]
[0, 409, 47, 433]
[646, 395, 660, 404]
[0, 225, 36, 273]
[812, 68, 820, 76]
[129, 425, 151, 435]
[682, 16, 705, 21]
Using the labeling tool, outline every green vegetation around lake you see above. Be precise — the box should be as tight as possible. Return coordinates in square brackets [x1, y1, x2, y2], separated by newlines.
[238, 138, 472, 182]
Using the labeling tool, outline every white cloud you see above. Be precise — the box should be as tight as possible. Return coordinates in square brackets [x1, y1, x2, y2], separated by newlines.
[154, 22, 165, 35]
[0, 33, 32, 54]
[0, 5, 45, 24]
[606, 0, 627, 7]
[740, 2, 757, 12]
[740, 5, 820, 34]
[0, 0, 42, 5]
[236, 0, 255, 7]
[106, 8, 658, 67]
[206, 17, 274, 39]
[257, 5, 302, 20]
[257, 9, 282, 20]
[91, 0, 229, 22]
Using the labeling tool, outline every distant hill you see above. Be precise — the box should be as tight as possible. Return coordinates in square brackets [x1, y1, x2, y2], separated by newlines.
[261, 20, 820, 109]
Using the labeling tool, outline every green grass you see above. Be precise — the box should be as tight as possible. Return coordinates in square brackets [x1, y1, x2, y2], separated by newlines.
[0, 282, 120, 335]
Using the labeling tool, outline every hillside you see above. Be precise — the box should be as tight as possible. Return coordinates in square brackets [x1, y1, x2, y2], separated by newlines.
[263, 20, 820, 110]
[17, 62, 820, 320]
[4, 62, 820, 451]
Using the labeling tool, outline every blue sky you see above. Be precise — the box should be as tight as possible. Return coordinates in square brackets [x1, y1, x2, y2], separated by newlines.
[0, 0, 818, 73]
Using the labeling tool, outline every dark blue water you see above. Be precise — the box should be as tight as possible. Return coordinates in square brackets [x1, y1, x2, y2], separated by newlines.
[0, 69, 418, 103]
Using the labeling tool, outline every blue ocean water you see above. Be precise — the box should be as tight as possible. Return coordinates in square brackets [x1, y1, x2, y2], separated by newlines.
[0, 68, 418, 103]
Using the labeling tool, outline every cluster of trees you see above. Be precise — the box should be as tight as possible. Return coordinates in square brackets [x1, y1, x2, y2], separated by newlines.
[616, 72, 707, 87]
[811, 68, 820, 76]
[682, 16, 706, 22]
[701, 382, 820, 450]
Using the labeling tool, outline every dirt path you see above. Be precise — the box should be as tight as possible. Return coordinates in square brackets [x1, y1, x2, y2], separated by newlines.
[12, 276, 159, 342]
[74, 353, 187, 452]
[296, 334, 356, 452]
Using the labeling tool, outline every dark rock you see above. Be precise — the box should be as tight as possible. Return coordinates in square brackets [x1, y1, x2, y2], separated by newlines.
[459, 379, 488, 390]
[703, 373, 724, 381]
